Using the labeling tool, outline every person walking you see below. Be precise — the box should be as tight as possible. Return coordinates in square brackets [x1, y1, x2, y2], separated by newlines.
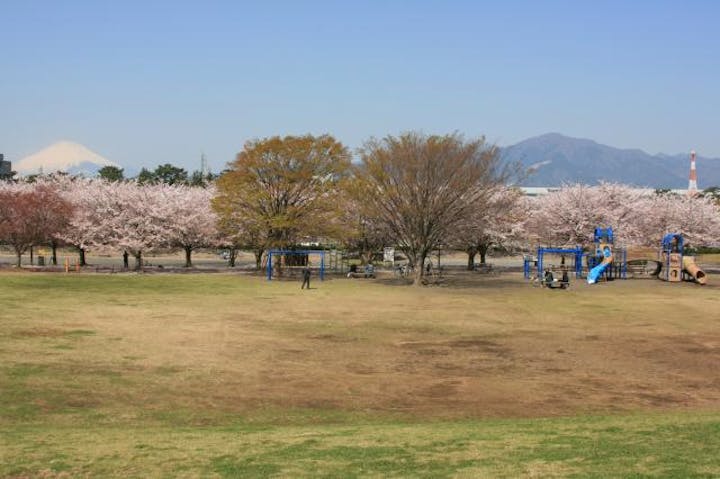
[301, 266, 311, 289]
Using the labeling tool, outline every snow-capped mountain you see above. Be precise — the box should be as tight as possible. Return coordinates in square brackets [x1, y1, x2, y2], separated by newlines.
[15, 141, 119, 176]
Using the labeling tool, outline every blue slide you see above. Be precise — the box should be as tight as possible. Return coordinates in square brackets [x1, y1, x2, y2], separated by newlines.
[587, 246, 613, 284]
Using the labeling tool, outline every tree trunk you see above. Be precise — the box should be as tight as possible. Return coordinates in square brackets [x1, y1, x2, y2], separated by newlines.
[123, 251, 129, 269]
[30, 246, 34, 266]
[360, 248, 373, 266]
[412, 253, 426, 286]
[255, 249, 263, 270]
[479, 243, 490, 264]
[51, 241, 58, 265]
[15, 250, 22, 267]
[134, 251, 143, 271]
[228, 249, 237, 267]
[184, 246, 193, 267]
[466, 248, 477, 271]
[79, 248, 87, 267]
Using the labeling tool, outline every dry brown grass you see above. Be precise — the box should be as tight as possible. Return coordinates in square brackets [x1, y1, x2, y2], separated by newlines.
[3, 271, 720, 477]
[2, 271, 719, 425]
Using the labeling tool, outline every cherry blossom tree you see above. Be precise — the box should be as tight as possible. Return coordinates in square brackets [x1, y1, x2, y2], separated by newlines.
[526, 183, 720, 250]
[635, 193, 720, 247]
[0, 183, 74, 266]
[108, 182, 178, 270]
[40, 176, 106, 266]
[43, 178, 222, 270]
[164, 184, 219, 267]
[525, 183, 648, 247]
[451, 186, 526, 269]
[54, 180, 173, 270]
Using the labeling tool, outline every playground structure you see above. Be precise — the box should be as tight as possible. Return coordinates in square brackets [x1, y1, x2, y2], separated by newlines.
[524, 248, 580, 288]
[525, 229, 708, 287]
[587, 227, 627, 284]
[523, 227, 628, 286]
[659, 233, 683, 282]
[266, 249, 326, 281]
[525, 246, 584, 280]
[659, 233, 706, 285]
[63, 257, 81, 273]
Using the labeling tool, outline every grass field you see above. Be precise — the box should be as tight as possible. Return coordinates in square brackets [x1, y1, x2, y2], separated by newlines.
[2, 271, 720, 477]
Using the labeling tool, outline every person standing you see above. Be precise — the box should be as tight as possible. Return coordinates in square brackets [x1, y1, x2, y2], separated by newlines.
[301, 266, 311, 289]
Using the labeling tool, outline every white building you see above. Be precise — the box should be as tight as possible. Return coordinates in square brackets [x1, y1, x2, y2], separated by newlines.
[519, 186, 689, 197]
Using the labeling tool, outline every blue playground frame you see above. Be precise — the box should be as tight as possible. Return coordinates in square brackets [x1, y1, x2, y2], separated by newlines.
[534, 247, 585, 279]
[661, 233, 683, 255]
[524, 227, 628, 282]
[588, 227, 627, 280]
[266, 249, 326, 281]
[661, 233, 684, 279]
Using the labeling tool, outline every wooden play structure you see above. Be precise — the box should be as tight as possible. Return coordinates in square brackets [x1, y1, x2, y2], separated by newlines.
[659, 233, 706, 285]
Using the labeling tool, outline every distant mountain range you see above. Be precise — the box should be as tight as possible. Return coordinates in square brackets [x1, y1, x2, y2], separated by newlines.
[10, 135, 720, 188]
[503, 133, 720, 189]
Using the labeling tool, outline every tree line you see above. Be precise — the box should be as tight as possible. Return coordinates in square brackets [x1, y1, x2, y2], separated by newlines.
[95, 164, 215, 187]
[0, 178, 216, 270]
[1, 132, 719, 286]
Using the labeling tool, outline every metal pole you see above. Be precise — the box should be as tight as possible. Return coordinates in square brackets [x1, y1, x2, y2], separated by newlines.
[537, 248, 543, 278]
[320, 251, 325, 281]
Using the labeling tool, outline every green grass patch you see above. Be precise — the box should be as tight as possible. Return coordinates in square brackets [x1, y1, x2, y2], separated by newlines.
[2, 413, 720, 478]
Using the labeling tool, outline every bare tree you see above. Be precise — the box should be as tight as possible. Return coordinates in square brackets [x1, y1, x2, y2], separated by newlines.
[451, 186, 526, 270]
[355, 132, 506, 285]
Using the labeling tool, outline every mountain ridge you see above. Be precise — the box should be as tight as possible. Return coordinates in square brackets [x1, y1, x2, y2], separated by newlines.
[503, 133, 720, 189]
[10, 136, 720, 188]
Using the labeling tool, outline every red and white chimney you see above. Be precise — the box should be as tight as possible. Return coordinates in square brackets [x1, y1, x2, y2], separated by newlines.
[688, 150, 698, 195]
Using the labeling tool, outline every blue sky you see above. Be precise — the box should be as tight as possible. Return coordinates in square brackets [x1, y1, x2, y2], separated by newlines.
[1, 0, 718, 172]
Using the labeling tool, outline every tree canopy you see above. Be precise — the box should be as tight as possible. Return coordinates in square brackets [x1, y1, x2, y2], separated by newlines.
[137, 164, 189, 185]
[213, 134, 351, 267]
[97, 166, 124, 182]
[354, 132, 506, 285]
[0, 184, 74, 266]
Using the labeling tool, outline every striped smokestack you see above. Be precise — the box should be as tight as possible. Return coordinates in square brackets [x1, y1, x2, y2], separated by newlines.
[688, 150, 698, 195]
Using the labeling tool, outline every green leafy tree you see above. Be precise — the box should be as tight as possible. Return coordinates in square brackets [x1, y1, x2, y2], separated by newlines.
[136, 168, 155, 185]
[135, 164, 189, 185]
[189, 170, 216, 187]
[97, 166, 124, 182]
[0, 170, 17, 181]
[702, 186, 720, 204]
[154, 164, 188, 185]
[213, 135, 351, 268]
